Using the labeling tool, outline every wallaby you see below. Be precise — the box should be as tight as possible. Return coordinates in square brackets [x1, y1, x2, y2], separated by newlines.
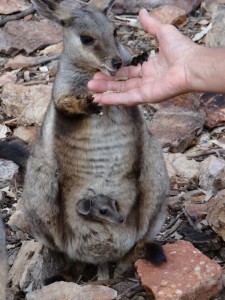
[0, 215, 7, 300]
[77, 194, 124, 224]
[0, 0, 169, 277]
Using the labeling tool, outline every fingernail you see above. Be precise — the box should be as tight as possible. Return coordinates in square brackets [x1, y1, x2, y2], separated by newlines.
[140, 8, 148, 15]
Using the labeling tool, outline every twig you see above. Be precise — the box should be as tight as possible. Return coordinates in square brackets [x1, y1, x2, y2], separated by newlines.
[23, 80, 52, 86]
[0, 6, 36, 27]
[158, 218, 183, 241]
[187, 148, 223, 159]
[26, 54, 61, 68]
[182, 206, 195, 227]
[2, 118, 17, 125]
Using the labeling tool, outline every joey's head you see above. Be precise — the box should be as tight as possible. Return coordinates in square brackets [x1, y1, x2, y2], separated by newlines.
[31, 0, 132, 75]
[76, 195, 124, 224]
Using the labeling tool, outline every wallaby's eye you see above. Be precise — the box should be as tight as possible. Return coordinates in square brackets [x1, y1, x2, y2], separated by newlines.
[80, 35, 95, 45]
[99, 208, 108, 215]
[113, 28, 118, 37]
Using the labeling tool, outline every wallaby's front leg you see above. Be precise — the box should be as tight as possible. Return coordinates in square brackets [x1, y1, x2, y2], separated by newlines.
[55, 95, 102, 116]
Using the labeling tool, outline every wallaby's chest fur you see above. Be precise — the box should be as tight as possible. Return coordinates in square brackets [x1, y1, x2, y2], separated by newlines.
[22, 0, 169, 267]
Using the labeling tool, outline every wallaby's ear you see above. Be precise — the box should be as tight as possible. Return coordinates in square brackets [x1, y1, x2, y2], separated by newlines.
[76, 199, 92, 215]
[31, 0, 71, 25]
[88, 0, 115, 13]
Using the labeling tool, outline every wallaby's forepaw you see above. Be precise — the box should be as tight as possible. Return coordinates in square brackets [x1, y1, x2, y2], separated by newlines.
[130, 52, 149, 66]
[84, 95, 102, 115]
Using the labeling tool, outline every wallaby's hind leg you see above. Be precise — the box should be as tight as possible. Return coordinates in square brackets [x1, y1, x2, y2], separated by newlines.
[22, 144, 60, 249]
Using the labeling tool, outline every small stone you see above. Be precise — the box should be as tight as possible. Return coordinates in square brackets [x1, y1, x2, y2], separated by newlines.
[40, 42, 63, 56]
[8, 241, 65, 292]
[199, 156, 225, 191]
[0, 159, 18, 188]
[26, 282, 117, 300]
[14, 126, 37, 143]
[207, 190, 225, 241]
[135, 240, 222, 300]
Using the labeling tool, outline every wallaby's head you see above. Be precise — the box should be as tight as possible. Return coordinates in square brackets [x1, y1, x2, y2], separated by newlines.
[31, 0, 131, 75]
[77, 195, 124, 224]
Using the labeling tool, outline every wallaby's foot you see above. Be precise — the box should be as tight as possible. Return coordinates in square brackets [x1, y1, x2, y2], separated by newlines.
[84, 95, 102, 115]
[130, 52, 149, 66]
[135, 241, 166, 265]
[114, 240, 166, 278]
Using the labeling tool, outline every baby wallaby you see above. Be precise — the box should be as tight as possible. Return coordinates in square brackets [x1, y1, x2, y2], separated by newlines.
[76, 195, 124, 224]
[3, 0, 169, 279]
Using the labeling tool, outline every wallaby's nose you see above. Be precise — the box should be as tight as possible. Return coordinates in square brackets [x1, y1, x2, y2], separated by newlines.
[112, 58, 122, 70]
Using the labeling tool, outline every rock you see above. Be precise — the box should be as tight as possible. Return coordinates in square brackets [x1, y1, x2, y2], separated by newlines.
[149, 5, 187, 27]
[206, 3, 225, 47]
[164, 153, 200, 180]
[5, 55, 39, 70]
[14, 126, 37, 143]
[9, 209, 30, 234]
[148, 106, 204, 153]
[135, 240, 222, 300]
[26, 282, 117, 300]
[8, 240, 66, 293]
[199, 155, 225, 191]
[0, 0, 31, 14]
[207, 190, 225, 241]
[200, 93, 225, 129]
[0, 72, 17, 88]
[1, 83, 52, 126]
[40, 42, 63, 56]
[183, 195, 212, 220]
[111, 0, 200, 15]
[0, 159, 18, 188]
[0, 19, 62, 56]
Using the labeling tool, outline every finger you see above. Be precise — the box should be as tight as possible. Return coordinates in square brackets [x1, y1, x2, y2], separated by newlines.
[93, 88, 144, 106]
[88, 77, 142, 93]
[139, 9, 163, 37]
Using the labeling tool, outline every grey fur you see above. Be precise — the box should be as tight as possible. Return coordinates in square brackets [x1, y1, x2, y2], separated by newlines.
[22, 0, 169, 274]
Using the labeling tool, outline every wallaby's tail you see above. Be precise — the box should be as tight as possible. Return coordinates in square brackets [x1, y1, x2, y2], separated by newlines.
[0, 139, 30, 169]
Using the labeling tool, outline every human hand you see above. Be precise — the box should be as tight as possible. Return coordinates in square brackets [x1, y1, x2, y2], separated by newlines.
[88, 8, 199, 106]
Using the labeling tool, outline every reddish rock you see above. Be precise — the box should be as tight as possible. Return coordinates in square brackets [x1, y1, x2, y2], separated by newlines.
[0, 0, 31, 14]
[207, 190, 225, 241]
[0, 19, 62, 55]
[135, 240, 222, 300]
[200, 93, 225, 129]
[5, 55, 39, 70]
[0, 72, 17, 87]
[14, 126, 37, 143]
[149, 5, 187, 27]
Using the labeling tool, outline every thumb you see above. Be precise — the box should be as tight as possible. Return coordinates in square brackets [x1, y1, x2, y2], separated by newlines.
[139, 8, 162, 37]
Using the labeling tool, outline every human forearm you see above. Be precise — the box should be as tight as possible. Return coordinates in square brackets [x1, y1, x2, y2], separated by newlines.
[185, 46, 225, 94]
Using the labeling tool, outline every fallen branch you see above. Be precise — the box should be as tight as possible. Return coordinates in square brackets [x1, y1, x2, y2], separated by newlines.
[27, 54, 61, 67]
[0, 6, 36, 27]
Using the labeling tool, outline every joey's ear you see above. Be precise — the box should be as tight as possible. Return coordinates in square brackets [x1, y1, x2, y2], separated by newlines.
[88, 0, 115, 13]
[76, 199, 92, 215]
[31, 0, 71, 25]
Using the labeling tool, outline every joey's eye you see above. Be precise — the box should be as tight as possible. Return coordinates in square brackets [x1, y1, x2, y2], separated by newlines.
[80, 35, 95, 45]
[113, 28, 117, 37]
[99, 208, 108, 215]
